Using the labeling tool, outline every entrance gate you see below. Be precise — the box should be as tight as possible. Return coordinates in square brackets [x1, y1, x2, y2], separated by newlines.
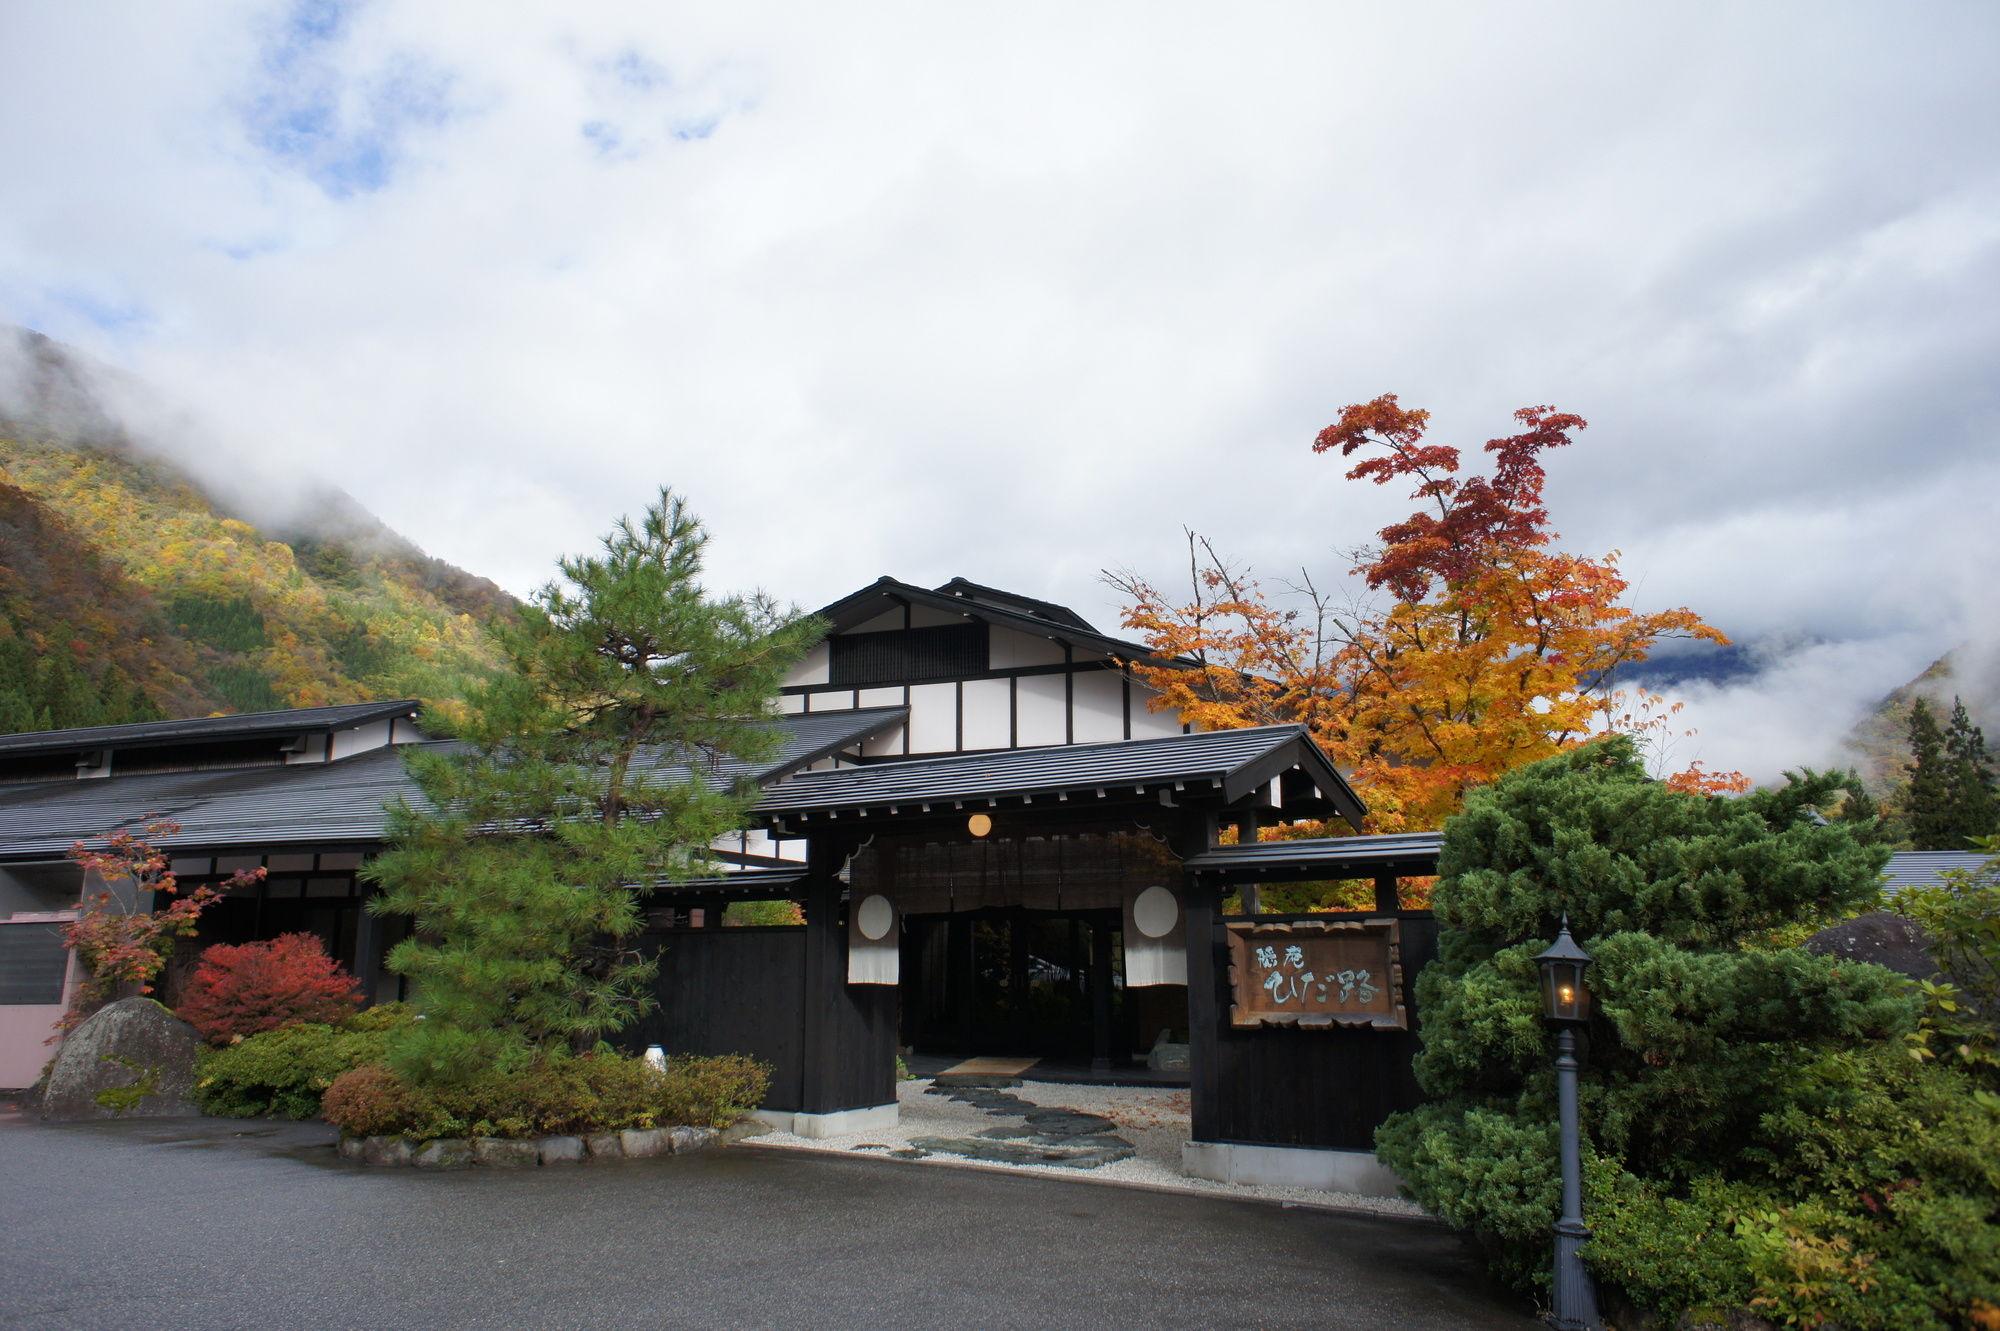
[900, 907, 1125, 1063]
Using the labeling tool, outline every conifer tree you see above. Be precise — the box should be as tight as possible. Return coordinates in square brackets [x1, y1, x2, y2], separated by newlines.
[1904, 698, 1958, 850]
[364, 489, 822, 1083]
[1945, 697, 1998, 841]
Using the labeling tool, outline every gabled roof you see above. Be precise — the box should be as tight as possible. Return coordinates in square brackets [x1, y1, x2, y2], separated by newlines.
[1883, 850, 1991, 897]
[0, 700, 422, 759]
[810, 576, 1193, 668]
[0, 707, 908, 861]
[753, 723, 1365, 829]
[933, 577, 1099, 633]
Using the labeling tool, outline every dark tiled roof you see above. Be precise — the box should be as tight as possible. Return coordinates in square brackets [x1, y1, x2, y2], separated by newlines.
[811, 576, 1194, 668]
[753, 724, 1365, 827]
[0, 708, 907, 861]
[1184, 832, 1442, 878]
[1883, 850, 1991, 896]
[0, 700, 421, 758]
[932, 577, 1099, 633]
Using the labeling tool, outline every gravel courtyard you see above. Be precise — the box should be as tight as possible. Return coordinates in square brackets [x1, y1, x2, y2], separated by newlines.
[0, 1111, 1534, 1330]
[752, 1075, 1430, 1217]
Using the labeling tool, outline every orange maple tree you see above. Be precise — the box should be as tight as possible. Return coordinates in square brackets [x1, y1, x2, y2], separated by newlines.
[1108, 394, 1744, 833]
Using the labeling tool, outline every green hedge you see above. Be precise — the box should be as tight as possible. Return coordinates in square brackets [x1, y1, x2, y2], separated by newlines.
[321, 1051, 770, 1142]
[193, 1005, 416, 1119]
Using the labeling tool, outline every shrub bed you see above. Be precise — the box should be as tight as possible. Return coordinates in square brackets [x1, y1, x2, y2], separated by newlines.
[193, 1004, 416, 1119]
[321, 1052, 770, 1143]
[178, 933, 364, 1044]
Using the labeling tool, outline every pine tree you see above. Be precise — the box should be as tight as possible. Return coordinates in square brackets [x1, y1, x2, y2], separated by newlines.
[364, 489, 822, 1084]
[1944, 696, 1998, 842]
[1904, 699, 1958, 850]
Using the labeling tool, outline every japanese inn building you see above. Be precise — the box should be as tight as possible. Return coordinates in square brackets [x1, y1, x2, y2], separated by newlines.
[0, 575, 1449, 1194]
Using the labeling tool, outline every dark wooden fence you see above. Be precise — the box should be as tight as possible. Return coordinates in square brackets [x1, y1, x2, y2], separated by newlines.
[628, 927, 810, 1108]
[1188, 910, 1439, 1152]
[627, 922, 896, 1115]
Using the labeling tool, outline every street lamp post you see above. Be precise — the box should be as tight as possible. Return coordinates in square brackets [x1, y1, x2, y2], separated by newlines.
[1536, 916, 1602, 1331]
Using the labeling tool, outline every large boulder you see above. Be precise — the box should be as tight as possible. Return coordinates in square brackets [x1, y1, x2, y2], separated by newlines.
[40, 997, 201, 1121]
[1803, 911, 1939, 982]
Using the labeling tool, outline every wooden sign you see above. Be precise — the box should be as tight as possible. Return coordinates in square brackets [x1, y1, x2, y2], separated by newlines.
[1225, 919, 1407, 1031]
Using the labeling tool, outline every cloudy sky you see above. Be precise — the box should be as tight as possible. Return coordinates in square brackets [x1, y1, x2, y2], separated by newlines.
[2, 2, 1996, 779]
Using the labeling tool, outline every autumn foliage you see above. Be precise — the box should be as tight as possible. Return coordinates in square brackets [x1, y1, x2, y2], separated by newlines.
[1110, 394, 1740, 831]
[56, 819, 261, 1036]
[177, 933, 364, 1045]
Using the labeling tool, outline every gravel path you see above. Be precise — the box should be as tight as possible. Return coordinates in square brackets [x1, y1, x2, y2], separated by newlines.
[749, 1076, 1429, 1218]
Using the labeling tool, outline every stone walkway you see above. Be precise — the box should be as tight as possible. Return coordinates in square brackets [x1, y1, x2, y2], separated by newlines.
[904, 1074, 1137, 1168]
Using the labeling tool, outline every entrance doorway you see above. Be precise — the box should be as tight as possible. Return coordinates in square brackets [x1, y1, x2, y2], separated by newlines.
[900, 908, 1126, 1063]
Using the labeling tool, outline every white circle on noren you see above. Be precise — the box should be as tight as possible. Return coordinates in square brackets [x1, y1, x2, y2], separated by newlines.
[856, 894, 895, 941]
[1132, 885, 1179, 939]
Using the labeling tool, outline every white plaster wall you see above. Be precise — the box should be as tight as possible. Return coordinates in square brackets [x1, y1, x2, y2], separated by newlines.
[785, 640, 831, 687]
[905, 682, 958, 754]
[960, 678, 1011, 750]
[910, 605, 969, 628]
[806, 691, 854, 712]
[990, 627, 1064, 669]
[1015, 674, 1068, 747]
[776, 693, 805, 715]
[859, 685, 907, 757]
[1129, 689, 1188, 738]
[329, 718, 395, 762]
[1072, 671, 1126, 744]
[852, 608, 905, 634]
[282, 732, 329, 765]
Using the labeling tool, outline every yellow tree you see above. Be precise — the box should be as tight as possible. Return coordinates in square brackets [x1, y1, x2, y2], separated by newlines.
[1108, 394, 1739, 833]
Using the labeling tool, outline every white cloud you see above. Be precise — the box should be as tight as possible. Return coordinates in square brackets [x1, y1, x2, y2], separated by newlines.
[2, 1, 1996, 776]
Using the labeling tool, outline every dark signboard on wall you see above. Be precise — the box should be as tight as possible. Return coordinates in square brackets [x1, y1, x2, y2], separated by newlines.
[1224, 918, 1407, 1031]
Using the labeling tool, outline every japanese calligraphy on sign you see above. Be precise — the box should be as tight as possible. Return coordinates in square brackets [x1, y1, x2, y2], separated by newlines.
[1225, 919, 1407, 1030]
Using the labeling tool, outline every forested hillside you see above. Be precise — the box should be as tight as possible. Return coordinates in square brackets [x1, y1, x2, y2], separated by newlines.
[0, 330, 510, 734]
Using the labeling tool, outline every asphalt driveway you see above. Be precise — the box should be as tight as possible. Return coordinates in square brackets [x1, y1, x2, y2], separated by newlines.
[0, 1115, 1535, 1329]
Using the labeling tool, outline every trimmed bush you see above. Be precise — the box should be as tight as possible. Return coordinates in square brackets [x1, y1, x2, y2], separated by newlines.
[193, 1005, 416, 1119]
[320, 1051, 769, 1142]
[177, 933, 363, 1045]
[1374, 739, 2000, 1329]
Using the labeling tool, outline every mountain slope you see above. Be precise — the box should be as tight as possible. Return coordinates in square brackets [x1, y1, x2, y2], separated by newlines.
[0, 329, 510, 732]
[1843, 644, 2000, 791]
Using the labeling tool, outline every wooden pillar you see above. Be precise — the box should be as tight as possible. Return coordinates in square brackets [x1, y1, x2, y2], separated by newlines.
[796, 833, 898, 1115]
[1374, 873, 1400, 914]
[352, 891, 383, 1007]
[1236, 811, 1261, 915]
[1179, 813, 1223, 1142]
[798, 835, 843, 1114]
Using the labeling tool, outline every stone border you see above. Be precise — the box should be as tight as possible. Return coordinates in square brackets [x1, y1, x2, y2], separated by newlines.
[337, 1125, 720, 1169]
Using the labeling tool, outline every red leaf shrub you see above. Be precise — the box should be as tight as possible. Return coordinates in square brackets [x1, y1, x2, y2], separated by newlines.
[322, 1063, 439, 1139]
[177, 933, 364, 1045]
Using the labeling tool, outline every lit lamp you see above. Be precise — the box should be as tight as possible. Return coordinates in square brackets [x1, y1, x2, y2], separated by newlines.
[967, 813, 993, 838]
[1535, 916, 1602, 1331]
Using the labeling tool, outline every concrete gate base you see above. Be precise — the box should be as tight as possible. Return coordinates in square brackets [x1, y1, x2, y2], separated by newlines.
[752, 1103, 900, 1139]
[1181, 1141, 1406, 1197]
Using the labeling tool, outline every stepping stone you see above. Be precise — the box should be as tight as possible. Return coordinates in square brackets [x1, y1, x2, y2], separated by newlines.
[907, 1135, 1137, 1170]
[929, 1074, 1025, 1090]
